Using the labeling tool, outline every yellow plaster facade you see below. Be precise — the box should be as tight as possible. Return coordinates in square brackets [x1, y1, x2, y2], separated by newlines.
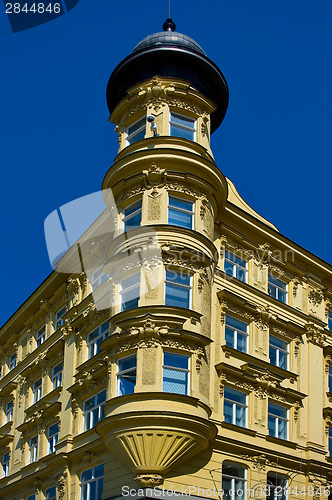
[0, 25, 332, 500]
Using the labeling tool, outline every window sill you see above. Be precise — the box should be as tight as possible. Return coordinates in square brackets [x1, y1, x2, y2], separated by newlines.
[266, 435, 297, 449]
[221, 421, 256, 437]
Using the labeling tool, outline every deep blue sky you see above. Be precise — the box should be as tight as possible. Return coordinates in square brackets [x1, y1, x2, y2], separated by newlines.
[1, 0, 331, 326]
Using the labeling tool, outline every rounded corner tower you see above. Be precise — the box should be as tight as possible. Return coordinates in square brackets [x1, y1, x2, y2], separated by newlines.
[106, 18, 229, 135]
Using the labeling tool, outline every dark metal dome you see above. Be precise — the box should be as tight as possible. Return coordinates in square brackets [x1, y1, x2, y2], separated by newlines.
[133, 32, 206, 56]
[106, 19, 229, 133]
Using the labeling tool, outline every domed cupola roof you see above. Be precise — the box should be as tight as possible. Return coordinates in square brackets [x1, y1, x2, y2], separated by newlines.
[106, 19, 229, 133]
[132, 19, 206, 56]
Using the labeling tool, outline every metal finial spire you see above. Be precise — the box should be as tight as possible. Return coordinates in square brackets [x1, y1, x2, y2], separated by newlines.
[168, 0, 171, 18]
[163, 18, 176, 32]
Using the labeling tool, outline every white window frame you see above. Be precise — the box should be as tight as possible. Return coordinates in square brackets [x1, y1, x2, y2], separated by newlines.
[119, 272, 140, 312]
[117, 354, 137, 396]
[52, 363, 63, 389]
[165, 269, 192, 309]
[224, 250, 248, 283]
[269, 335, 289, 370]
[162, 351, 190, 395]
[36, 325, 46, 347]
[266, 472, 288, 500]
[8, 353, 17, 371]
[268, 274, 288, 303]
[224, 387, 248, 428]
[168, 195, 194, 229]
[225, 315, 249, 353]
[55, 306, 66, 330]
[80, 464, 104, 500]
[1, 452, 9, 478]
[126, 116, 146, 145]
[82, 390, 106, 432]
[122, 199, 142, 232]
[5, 400, 14, 423]
[90, 266, 109, 291]
[169, 111, 196, 141]
[222, 462, 247, 500]
[47, 423, 59, 454]
[268, 402, 288, 440]
[29, 435, 38, 463]
[32, 378, 42, 404]
[87, 321, 109, 359]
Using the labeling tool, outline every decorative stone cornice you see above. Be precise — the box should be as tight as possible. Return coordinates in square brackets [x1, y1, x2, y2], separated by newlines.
[305, 323, 327, 347]
[239, 454, 277, 471]
[308, 289, 324, 307]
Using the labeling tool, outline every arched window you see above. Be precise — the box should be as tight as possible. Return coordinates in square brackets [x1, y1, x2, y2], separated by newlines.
[222, 462, 246, 500]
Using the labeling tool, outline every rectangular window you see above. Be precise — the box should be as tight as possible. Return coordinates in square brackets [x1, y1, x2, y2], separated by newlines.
[170, 112, 196, 141]
[328, 310, 332, 332]
[225, 315, 249, 353]
[268, 402, 288, 440]
[47, 423, 59, 454]
[5, 400, 14, 423]
[329, 366, 332, 393]
[268, 275, 287, 303]
[222, 462, 246, 500]
[80, 464, 104, 500]
[36, 326, 46, 347]
[8, 353, 17, 371]
[224, 387, 247, 427]
[26, 496, 35, 500]
[123, 200, 142, 232]
[168, 196, 194, 229]
[117, 355, 137, 396]
[55, 306, 66, 330]
[163, 352, 190, 395]
[165, 269, 192, 309]
[29, 435, 38, 463]
[224, 250, 247, 282]
[266, 472, 288, 500]
[32, 378, 42, 404]
[45, 486, 56, 500]
[52, 363, 63, 389]
[120, 273, 140, 311]
[90, 266, 109, 291]
[83, 390, 106, 431]
[269, 335, 288, 370]
[1, 452, 9, 478]
[87, 322, 109, 359]
[127, 117, 146, 145]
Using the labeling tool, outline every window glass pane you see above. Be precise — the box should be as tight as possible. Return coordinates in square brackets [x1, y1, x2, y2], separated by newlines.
[169, 197, 193, 211]
[224, 387, 246, 405]
[170, 114, 195, 127]
[168, 209, 192, 228]
[166, 270, 190, 286]
[118, 356, 136, 372]
[163, 369, 188, 394]
[165, 284, 190, 308]
[164, 353, 188, 370]
[269, 403, 287, 418]
[170, 125, 194, 140]
[95, 463, 104, 478]
[236, 334, 247, 353]
[128, 118, 145, 136]
[224, 401, 233, 424]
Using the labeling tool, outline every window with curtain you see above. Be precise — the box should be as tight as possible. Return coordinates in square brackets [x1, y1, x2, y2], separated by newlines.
[162, 352, 190, 395]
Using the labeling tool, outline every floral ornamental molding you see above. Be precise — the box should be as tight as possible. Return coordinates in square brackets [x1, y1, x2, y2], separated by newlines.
[293, 277, 301, 297]
[305, 323, 327, 348]
[165, 182, 200, 200]
[130, 319, 169, 339]
[239, 454, 277, 471]
[255, 243, 272, 267]
[255, 305, 277, 330]
[143, 163, 167, 190]
[57, 468, 68, 500]
[110, 337, 200, 357]
[308, 289, 324, 307]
